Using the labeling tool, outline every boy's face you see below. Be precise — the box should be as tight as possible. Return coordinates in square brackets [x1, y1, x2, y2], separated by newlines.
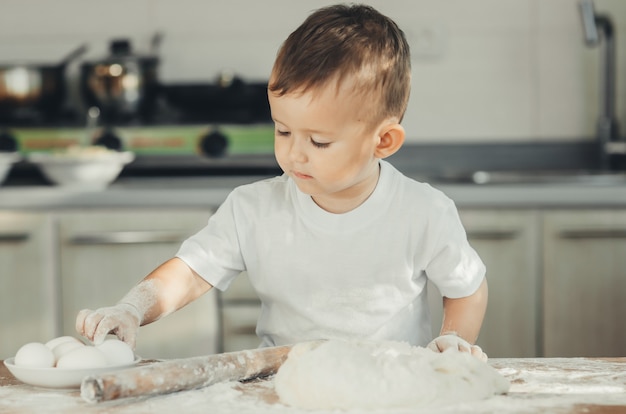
[269, 80, 383, 213]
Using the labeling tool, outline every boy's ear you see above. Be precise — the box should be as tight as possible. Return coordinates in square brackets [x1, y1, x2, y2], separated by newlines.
[374, 123, 405, 158]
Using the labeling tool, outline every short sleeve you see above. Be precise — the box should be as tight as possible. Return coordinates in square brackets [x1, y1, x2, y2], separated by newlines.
[176, 191, 245, 291]
[424, 201, 485, 299]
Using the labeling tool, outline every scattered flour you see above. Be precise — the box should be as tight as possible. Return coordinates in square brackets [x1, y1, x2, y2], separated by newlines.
[274, 339, 510, 410]
[4, 353, 626, 414]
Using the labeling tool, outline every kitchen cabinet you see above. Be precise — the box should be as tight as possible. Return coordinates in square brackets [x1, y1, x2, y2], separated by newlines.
[0, 212, 57, 358]
[2, 192, 625, 359]
[428, 210, 541, 358]
[543, 209, 626, 357]
[57, 209, 220, 360]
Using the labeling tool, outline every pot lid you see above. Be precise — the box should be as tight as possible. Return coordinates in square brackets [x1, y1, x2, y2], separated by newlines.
[84, 39, 158, 66]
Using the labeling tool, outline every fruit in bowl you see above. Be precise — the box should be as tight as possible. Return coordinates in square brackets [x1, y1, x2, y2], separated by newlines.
[0, 152, 21, 185]
[27, 146, 134, 190]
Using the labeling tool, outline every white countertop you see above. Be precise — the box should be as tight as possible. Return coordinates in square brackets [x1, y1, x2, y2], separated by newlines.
[1, 174, 626, 210]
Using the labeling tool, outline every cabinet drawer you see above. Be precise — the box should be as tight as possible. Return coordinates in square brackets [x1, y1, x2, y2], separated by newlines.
[543, 210, 626, 357]
[0, 212, 56, 357]
[456, 209, 540, 358]
[58, 209, 219, 359]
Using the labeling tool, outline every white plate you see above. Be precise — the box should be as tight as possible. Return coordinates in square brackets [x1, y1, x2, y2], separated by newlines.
[4, 356, 141, 389]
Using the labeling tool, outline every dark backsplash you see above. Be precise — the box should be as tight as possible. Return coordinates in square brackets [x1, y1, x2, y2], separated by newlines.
[388, 140, 608, 175]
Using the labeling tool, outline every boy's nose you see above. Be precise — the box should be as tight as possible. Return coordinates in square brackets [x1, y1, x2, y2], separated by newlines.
[288, 137, 307, 163]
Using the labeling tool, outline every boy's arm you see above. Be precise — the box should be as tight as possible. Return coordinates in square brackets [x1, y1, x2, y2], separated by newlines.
[76, 257, 212, 348]
[428, 278, 488, 360]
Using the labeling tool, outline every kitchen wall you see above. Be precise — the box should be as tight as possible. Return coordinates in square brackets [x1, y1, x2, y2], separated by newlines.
[1, 0, 625, 143]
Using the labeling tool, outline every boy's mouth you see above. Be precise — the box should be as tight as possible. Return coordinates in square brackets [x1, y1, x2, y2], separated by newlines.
[292, 171, 313, 180]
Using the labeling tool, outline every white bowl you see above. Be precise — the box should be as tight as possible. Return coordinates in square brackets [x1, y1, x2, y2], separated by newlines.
[28, 148, 134, 190]
[4, 356, 141, 389]
[0, 152, 21, 185]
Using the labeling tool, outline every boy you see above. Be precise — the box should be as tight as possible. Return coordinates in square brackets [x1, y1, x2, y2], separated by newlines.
[76, 4, 488, 361]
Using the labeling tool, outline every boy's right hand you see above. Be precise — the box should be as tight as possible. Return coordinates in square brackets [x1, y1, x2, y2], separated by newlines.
[427, 333, 488, 362]
[75, 303, 141, 349]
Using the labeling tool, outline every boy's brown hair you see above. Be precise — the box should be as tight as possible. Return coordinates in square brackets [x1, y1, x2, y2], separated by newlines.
[269, 4, 411, 124]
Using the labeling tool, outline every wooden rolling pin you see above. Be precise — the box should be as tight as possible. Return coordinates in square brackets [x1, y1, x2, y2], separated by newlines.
[81, 343, 299, 403]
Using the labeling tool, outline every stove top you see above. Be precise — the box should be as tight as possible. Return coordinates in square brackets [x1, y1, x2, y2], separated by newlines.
[1, 122, 279, 186]
[0, 79, 281, 184]
[5, 123, 272, 155]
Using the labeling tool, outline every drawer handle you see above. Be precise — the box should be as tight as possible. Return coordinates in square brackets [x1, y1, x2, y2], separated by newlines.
[558, 229, 626, 239]
[467, 230, 518, 240]
[68, 230, 187, 245]
[0, 233, 30, 243]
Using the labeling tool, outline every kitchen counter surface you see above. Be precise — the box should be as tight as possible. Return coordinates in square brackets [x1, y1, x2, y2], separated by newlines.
[2, 174, 626, 210]
[3, 141, 625, 210]
[2, 357, 626, 413]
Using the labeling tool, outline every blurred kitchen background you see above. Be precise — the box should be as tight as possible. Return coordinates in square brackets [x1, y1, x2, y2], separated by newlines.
[1, 0, 625, 142]
[1, 0, 626, 363]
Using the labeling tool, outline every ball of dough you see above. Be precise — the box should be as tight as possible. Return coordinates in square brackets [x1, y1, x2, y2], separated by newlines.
[56, 346, 108, 369]
[14, 342, 55, 368]
[96, 339, 135, 366]
[52, 340, 85, 364]
[44, 335, 82, 350]
[274, 339, 510, 410]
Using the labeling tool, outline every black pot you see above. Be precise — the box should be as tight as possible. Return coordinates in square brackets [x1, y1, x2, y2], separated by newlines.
[80, 36, 160, 123]
[0, 45, 87, 122]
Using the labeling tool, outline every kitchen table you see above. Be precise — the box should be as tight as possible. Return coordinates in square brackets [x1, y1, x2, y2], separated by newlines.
[2, 357, 626, 413]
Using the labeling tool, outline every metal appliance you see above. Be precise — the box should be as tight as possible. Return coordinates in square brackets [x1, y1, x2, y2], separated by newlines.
[81, 35, 161, 124]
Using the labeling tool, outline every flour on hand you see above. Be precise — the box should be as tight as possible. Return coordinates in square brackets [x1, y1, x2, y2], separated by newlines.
[274, 339, 510, 410]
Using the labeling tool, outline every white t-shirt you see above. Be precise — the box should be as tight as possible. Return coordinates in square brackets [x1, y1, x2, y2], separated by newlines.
[176, 160, 485, 347]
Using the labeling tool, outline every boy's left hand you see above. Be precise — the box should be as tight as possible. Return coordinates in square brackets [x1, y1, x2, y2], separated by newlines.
[427, 333, 488, 362]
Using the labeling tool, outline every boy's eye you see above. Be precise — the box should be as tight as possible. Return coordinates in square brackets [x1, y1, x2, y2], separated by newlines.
[310, 138, 330, 149]
[276, 130, 290, 137]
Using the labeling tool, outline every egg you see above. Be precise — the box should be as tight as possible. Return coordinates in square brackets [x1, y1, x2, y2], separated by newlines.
[52, 340, 85, 364]
[56, 346, 108, 369]
[44, 335, 82, 350]
[14, 342, 55, 368]
[96, 339, 135, 366]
